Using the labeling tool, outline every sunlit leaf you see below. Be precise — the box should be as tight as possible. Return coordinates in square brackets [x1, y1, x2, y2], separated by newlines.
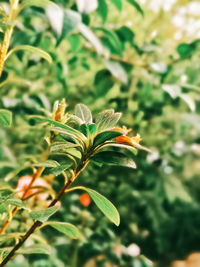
[126, 0, 144, 16]
[96, 110, 121, 131]
[75, 104, 92, 124]
[92, 151, 137, 169]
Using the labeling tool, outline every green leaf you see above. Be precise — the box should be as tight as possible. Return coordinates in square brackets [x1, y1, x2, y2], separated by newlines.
[96, 110, 121, 131]
[77, 187, 120, 226]
[18, 244, 52, 255]
[6, 45, 52, 63]
[89, 124, 97, 135]
[30, 205, 60, 222]
[97, 28, 123, 55]
[110, 0, 122, 11]
[33, 160, 60, 168]
[19, 0, 55, 11]
[94, 69, 114, 97]
[6, 198, 28, 210]
[93, 131, 122, 147]
[92, 151, 137, 169]
[57, 10, 82, 45]
[126, 0, 144, 16]
[51, 163, 72, 176]
[45, 222, 80, 239]
[97, 0, 108, 22]
[0, 109, 12, 127]
[50, 142, 80, 152]
[75, 104, 92, 124]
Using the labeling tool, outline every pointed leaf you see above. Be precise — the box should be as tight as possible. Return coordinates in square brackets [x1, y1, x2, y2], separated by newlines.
[78, 187, 120, 226]
[126, 0, 144, 16]
[93, 131, 122, 147]
[46, 221, 80, 239]
[97, 0, 108, 22]
[33, 160, 60, 168]
[6, 45, 52, 63]
[51, 163, 72, 176]
[0, 109, 12, 127]
[18, 244, 52, 255]
[75, 104, 92, 124]
[30, 205, 60, 222]
[92, 151, 136, 169]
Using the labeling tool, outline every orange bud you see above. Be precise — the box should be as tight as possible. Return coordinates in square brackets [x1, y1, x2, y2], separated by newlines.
[79, 193, 91, 207]
[116, 135, 133, 146]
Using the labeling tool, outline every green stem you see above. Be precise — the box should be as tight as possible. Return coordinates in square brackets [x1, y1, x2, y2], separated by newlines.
[0, 0, 19, 77]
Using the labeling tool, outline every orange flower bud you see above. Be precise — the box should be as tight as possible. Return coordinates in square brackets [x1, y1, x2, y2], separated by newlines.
[116, 135, 133, 146]
[79, 193, 91, 207]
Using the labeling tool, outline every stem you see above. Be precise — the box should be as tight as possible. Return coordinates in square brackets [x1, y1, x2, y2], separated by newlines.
[0, 0, 19, 77]
[0, 167, 44, 234]
[0, 163, 87, 266]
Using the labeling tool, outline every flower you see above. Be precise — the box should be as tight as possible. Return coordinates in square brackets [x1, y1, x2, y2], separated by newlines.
[79, 193, 91, 207]
[16, 175, 50, 200]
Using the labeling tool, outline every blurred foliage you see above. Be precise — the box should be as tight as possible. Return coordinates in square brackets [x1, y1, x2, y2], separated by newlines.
[0, 0, 200, 266]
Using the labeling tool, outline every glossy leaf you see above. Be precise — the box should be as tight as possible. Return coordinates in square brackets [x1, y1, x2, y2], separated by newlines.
[0, 109, 12, 127]
[93, 131, 122, 147]
[92, 151, 137, 169]
[30, 205, 60, 222]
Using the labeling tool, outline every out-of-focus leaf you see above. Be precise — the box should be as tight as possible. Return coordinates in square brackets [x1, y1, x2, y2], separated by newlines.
[105, 60, 128, 84]
[110, 0, 122, 11]
[97, 0, 108, 22]
[6, 45, 52, 63]
[76, 0, 98, 13]
[0, 109, 12, 127]
[94, 69, 114, 97]
[46, 4, 64, 35]
[45, 221, 80, 239]
[30, 205, 60, 223]
[57, 10, 82, 45]
[78, 23, 105, 54]
[19, 0, 55, 13]
[93, 131, 122, 147]
[75, 104, 92, 124]
[92, 151, 137, 169]
[126, 0, 144, 16]
[33, 160, 60, 168]
[18, 244, 52, 255]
